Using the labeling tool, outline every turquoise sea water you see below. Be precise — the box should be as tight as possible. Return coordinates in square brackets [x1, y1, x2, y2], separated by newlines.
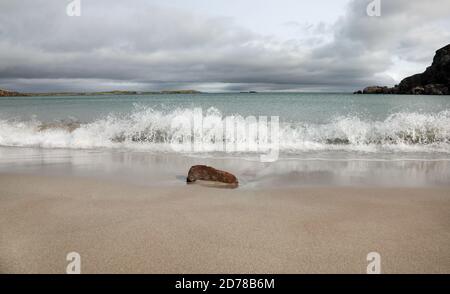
[1, 93, 449, 159]
[1, 92, 449, 122]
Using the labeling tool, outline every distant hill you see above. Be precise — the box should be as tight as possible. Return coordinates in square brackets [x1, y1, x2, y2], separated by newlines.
[0, 89, 28, 97]
[355, 44, 450, 95]
[0, 89, 202, 97]
[159, 90, 201, 94]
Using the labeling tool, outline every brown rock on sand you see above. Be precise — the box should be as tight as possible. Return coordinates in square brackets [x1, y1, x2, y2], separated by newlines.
[187, 165, 238, 187]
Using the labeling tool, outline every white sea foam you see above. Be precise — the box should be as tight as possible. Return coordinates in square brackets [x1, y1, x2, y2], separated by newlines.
[0, 107, 449, 154]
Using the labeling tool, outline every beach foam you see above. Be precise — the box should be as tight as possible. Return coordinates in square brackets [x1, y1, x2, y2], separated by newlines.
[0, 106, 449, 154]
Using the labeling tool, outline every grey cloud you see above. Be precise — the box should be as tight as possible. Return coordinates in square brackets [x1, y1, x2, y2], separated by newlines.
[331, 0, 450, 62]
[0, 0, 449, 92]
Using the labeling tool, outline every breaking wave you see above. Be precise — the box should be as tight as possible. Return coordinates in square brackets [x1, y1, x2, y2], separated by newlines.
[0, 106, 450, 154]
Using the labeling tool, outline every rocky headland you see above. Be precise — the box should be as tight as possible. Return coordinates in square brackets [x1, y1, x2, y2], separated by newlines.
[355, 44, 450, 95]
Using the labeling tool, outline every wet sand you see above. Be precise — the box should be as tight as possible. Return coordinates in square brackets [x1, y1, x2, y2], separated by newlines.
[1, 173, 449, 273]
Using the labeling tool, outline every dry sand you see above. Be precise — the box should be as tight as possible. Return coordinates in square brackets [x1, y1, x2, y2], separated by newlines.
[0, 173, 449, 273]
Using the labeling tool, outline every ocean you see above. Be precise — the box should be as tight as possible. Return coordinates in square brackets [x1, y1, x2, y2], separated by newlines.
[1, 93, 449, 159]
[1, 92, 450, 187]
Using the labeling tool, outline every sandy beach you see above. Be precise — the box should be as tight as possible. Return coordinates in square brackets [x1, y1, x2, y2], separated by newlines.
[1, 172, 449, 274]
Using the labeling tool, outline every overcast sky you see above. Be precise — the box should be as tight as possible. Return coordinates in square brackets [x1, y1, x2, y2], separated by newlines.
[0, 0, 449, 92]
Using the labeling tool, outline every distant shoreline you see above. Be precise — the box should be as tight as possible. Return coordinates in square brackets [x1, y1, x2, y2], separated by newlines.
[0, 89, 203, 97]
[0, 90, 361, 97]
[3, 88, 449, 97]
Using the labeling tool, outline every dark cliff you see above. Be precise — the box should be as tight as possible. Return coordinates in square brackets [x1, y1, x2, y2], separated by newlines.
[355, 44, 450, 95]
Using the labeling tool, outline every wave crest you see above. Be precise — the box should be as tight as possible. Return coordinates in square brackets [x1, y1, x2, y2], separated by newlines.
[0, 107, 449, 153]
